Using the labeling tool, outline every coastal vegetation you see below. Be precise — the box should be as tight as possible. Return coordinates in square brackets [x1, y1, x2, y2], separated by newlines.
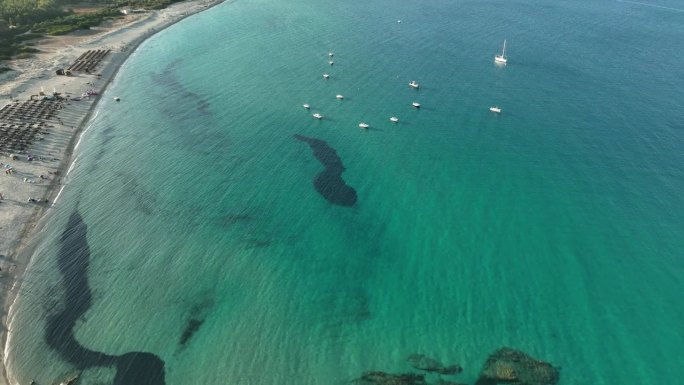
[0, 0, 184, 62]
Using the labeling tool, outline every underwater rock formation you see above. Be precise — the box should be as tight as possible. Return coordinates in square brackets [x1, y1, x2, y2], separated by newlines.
[475, 348, 559, 385]
[47, 211, 166, 385]
[407, 354, 462, 375]
[178, 298, 213, 349]
[46, 211, 116, 368]
[294, 134, 357, 206]
[354, 371, 427, 385]
[179, 318, 204, 347]
[434, 380, 467, 385]
[114, 352, 165, 385]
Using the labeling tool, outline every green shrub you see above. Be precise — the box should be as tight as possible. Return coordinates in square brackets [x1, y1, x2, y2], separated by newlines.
[0, 0, 184, 65]
[14, 32, 42, 42]
[45, 24, 79, 35]
[18, 45, 38, 53]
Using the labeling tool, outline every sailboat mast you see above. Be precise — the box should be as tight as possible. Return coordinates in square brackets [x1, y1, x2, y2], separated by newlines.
[502, 40, 506, 57]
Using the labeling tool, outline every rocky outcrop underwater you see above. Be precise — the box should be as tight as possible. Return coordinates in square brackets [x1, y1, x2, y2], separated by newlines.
[474, 348, 559, 385]
[353, 348, 558, 385]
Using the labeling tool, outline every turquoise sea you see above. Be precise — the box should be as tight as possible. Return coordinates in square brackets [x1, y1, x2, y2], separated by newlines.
[5, 0, 684, 384]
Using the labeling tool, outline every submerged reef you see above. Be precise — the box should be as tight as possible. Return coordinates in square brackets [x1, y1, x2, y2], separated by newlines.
[46, 211, 116, 368]
[294, 134, 357, 206]
[179, 318, 204, 347]
[353, 371, 466, 385]
[47, 211, 166, 385]
[178, 298, 213, 350]
[408, 354, 463, 375]
[354, 372, 428, 385]
[354, 348, 557, 385]
[475, 348, 559, 385]
[434, 380, 467, 385]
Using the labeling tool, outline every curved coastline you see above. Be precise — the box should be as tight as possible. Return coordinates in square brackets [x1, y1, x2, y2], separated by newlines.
[0, 1, 225, 384]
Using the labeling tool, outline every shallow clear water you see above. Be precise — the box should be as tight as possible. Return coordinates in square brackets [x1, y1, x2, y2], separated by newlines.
[6, 0, 684, 384]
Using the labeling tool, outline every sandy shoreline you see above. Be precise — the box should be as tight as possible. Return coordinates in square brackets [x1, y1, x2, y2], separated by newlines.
[0, 1, 224, 383]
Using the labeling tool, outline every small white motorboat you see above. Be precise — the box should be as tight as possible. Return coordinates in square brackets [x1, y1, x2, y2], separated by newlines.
[323, 73, 330, 79]
[489, 106, 502, 113]
[114, 97, 120, 101]
[329, 61, 334, 66]
[359, 122, 369, 129]
[336, 94, 344, 100]
[397, 20, 402, 23]
[303, 104, 310, 109]
[390, 116, 399, 123]
[328, 52, 334, 57]
[412, 102, 421, 108]
[409, 80, 419, 89]
[312, 113, 323, 119]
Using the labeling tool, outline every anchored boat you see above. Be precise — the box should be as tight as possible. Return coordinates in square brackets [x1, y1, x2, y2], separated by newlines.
[495, 39, 507, 64]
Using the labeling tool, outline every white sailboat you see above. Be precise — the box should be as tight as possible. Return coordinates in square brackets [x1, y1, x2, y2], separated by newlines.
[494, 39, 507, 64]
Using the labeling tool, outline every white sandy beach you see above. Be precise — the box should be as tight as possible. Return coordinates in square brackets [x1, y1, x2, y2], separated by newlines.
[0, 1, 223, 383]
